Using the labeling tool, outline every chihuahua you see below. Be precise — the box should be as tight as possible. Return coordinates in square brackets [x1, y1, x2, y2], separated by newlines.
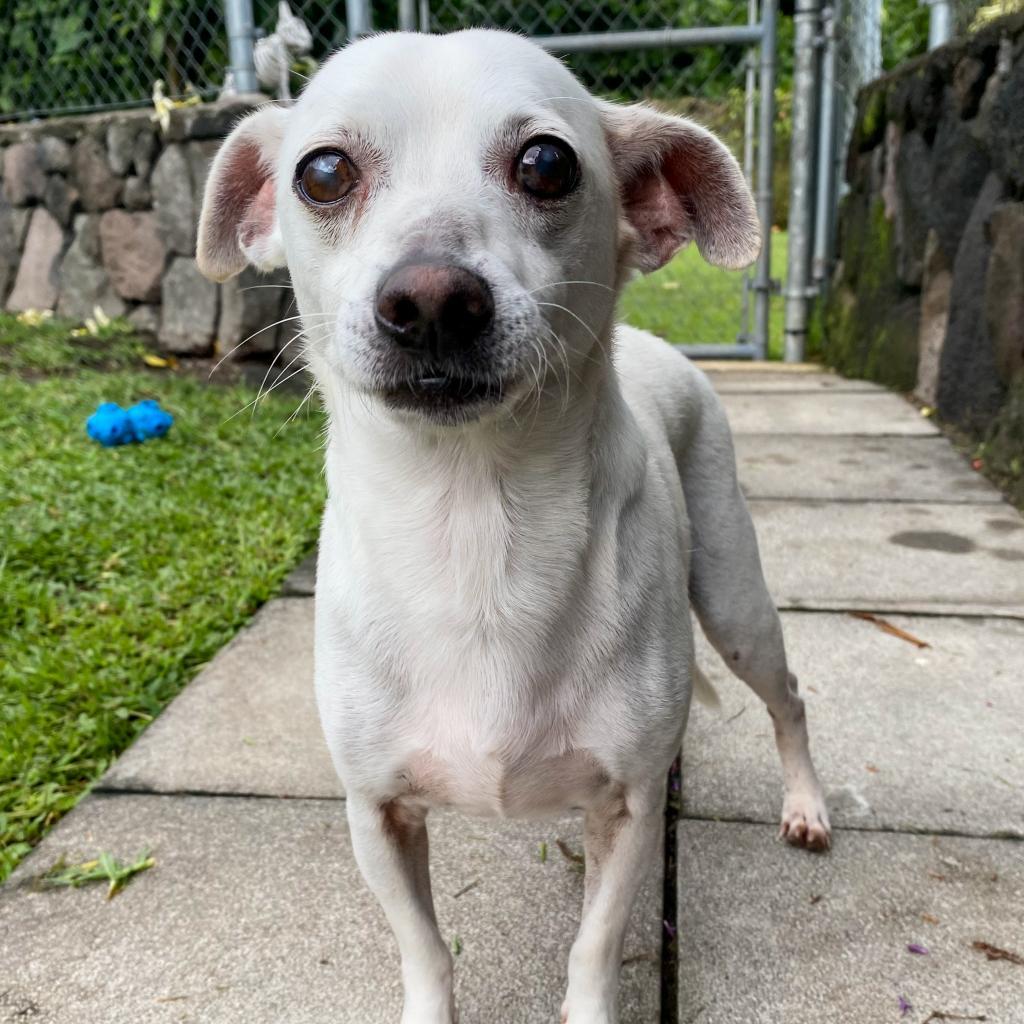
[197, 29, 830, 1024]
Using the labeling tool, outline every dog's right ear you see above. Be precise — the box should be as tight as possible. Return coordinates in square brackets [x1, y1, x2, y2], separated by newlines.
[598, 100, 761, 273]
[197, 105, 290, 282]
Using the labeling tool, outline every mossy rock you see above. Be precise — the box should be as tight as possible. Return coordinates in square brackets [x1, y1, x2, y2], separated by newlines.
[979, 371, 1024, 509]
[818, 199, 919, 392]
[852, 84, 888, 153]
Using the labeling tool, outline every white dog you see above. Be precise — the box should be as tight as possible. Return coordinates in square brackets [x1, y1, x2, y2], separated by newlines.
[198, 29, 830, 1023]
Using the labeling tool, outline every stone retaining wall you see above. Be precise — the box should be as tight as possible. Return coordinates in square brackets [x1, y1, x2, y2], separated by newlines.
[0, 97, 292, 358]
[817, 13, 1024, 438]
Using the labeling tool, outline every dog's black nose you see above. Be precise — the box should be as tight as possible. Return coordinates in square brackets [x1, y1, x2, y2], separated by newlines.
[375, 261, 494, 359]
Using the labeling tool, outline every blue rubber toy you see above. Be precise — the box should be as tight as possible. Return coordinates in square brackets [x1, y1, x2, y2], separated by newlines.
[127, 399, 174, 440]
[86, 400, 173, 447]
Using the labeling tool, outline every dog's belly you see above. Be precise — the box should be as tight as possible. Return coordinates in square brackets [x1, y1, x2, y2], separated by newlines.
[401, 746, 616, 819]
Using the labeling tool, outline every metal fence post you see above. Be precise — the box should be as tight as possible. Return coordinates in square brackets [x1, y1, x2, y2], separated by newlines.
[812, 4, 837, 289]
[346, 0, 374, 39]
[399, 0, 417, 31]
[924, 0, 953, 49]
[783, 0, 821, 363]
[739, 0, 759, 345]
[224, 0, 258, 93]
[753, 0, 778, 361]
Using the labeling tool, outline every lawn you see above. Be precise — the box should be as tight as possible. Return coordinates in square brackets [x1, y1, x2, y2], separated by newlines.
[0, 314, 326, 882]
[620, 230, 787, 359]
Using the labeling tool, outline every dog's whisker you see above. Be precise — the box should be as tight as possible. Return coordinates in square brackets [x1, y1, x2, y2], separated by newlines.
[221, 358, 307, 426]
[225, 321, 333, 427]
[541, 325, 575, 417]
[274, 384, 317, 438]
[250, 334, 303, 415]
[527, 280, 615, 295]
[535, 300, 601, 346]
[250, 320, 334, 418]
[209, 313, 331, 380]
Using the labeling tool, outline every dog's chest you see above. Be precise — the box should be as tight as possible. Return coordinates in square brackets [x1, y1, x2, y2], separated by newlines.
[401, 737, 614, 818]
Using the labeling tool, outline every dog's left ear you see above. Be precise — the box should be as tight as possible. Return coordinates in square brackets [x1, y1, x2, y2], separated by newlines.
[197, 105, 290, 282]
[599, 101, 761, 273]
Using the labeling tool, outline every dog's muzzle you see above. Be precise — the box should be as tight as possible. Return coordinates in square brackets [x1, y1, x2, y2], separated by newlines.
[373, 258, 505, 418]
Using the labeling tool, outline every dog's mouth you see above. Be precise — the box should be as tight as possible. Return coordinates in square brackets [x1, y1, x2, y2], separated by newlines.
[381, 374, 506, 416]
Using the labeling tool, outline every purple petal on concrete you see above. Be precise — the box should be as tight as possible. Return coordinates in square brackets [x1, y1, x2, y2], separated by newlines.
[907, 943, 930, 955]
[898, 995, 913, 1017]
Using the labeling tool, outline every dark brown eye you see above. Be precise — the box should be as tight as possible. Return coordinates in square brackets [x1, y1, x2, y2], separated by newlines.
[516, 137, 579, 199]
[296, 149, 358, 205]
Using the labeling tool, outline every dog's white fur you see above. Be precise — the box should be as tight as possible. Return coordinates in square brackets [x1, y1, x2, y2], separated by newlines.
[198, 30, 830, 1023]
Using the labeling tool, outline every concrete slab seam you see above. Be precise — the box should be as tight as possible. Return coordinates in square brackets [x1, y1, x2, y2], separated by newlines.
[679, 812, 1024, 844]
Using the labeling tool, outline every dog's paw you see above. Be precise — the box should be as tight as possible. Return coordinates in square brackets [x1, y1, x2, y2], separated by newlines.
[779, 791, 832, 852]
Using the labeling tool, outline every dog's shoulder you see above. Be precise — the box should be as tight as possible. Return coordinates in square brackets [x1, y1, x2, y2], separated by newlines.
[612, 323, 717, 455]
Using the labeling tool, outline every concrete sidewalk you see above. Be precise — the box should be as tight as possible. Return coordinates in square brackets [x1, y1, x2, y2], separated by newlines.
[3, 366, 1023, 1024]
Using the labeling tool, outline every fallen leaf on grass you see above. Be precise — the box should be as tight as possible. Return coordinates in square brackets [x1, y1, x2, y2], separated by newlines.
[40, 850, 154, 899]
[850, 612, 930, 649]
[972, 940, 1024, 966]
[143, 353, 178, 369]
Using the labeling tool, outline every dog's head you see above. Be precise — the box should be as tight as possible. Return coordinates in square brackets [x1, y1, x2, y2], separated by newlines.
[198, 30, 760, 425]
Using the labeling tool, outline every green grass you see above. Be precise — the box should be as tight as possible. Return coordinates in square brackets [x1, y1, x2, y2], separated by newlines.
[619, 231, 788, 359]
[0, 314, 326, 882]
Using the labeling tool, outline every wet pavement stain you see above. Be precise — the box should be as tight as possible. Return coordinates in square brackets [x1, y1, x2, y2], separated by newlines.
[986, 519, 1024, 533]
[990, 548, 1024, 562]
[889, 531, 977, 554]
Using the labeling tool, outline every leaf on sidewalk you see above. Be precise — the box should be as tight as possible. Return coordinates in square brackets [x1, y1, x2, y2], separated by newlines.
[972, 940, 1024, 966]
[850, 612, 931, 649]
[40, 849, 155, 899]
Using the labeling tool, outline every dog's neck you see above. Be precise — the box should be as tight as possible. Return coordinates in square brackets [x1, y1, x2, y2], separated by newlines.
[320, 334, 618, 507]
[316, 335, 629, 637]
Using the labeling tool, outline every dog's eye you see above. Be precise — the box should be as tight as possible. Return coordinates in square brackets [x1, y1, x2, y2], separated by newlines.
[516, 137, 579, 199]
[296, 149, 358, 206]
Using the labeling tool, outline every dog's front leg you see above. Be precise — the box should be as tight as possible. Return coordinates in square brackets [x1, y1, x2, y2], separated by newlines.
[346, 794, 454, 1024]
[561, 785, 662, 1024]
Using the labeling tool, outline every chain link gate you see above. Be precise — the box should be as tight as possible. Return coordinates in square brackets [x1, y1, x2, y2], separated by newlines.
[408, 0, 781, 359]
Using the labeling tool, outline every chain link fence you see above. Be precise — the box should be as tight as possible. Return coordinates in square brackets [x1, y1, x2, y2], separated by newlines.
[0, 1, 229, 120]
[2, 2, 758, 130]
